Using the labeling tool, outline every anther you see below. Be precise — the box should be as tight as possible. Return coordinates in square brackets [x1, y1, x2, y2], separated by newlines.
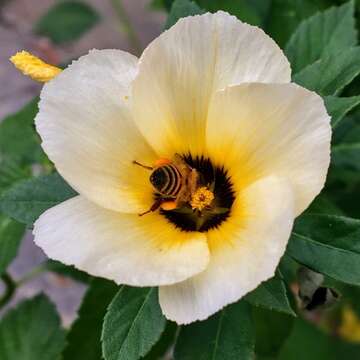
[190, 187, 215, 211]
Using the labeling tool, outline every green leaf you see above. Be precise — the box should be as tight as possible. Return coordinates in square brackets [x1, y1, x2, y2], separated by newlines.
[196, 0, 266, 26]
[324, 153, 360, 218]
[174, 300, 255, 360]
[305, 194, 344, 215]
[245, 271, 296, 316]
[45, 260, 90, 283]
[0, 98, 44, 165]
[63, 279, 118, 360]
[150, 0, 174, 11]
[165, 0, 204, 29]
[0, 294, 66, 360]
[287, 214, 360, 286]
[161, 0, 270, 25]
[285, 1, 357, 74]
[294, 213, 360, 256]
[278, 318, 360, 360]
[266, 0, 329, 47]
[337, 283, 360, 318]
[239, 0, 272, 26]
[332, 111, 360, 145]
[34, 1, 100, 44]
[143, 321, 177, 360]
[153, 0, 271, 25]
[253, 307, 294, 358]
[293, 47, 360, 96]
[102, 287, 167, 360]
[0, 156, 29, 196]
[0, 214, 25, 275]
[0, 172, 76, 225]
[279, 254, 299, 285]
[324, 95, 360, 127]
[332, 142, 360, 171]
[150, 0, 168, 10]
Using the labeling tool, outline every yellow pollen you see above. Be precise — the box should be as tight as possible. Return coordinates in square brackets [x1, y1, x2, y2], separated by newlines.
[339, 306, 360, 343]
[10, 51, 62, 83]
[190, 187, 215, 211]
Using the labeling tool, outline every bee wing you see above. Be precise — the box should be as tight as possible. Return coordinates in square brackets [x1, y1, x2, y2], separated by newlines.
[173, 153, 193, 171]
[189, 169, 199, 195]
[172, 154, 200, 196]
[173, 153, 185, 162]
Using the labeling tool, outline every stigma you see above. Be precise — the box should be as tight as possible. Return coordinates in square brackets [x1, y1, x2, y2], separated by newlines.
[190, 187, 214, 211]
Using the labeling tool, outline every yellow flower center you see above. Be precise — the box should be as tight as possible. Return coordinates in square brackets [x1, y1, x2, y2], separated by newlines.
[135, 154, 235, 232]
[10, 51, 62, 83]
[190, 187, 215, 211]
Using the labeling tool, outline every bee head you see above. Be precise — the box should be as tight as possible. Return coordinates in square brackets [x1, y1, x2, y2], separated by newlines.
[150, 167, 168, 193]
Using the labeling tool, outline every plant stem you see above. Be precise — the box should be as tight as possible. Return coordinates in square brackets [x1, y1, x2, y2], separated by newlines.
[16, 263, 48, 287]
[109, 0, 142, 55]
[0, 263, 49, 310]
[0, 272, 16, 309]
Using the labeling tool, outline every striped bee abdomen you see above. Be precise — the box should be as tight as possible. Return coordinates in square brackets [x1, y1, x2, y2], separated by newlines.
[150, 164, 182, 196]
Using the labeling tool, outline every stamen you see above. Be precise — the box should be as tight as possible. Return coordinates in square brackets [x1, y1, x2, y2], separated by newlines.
[190, 187, 214, 211]
[160, 155, 235, 232]
[10, 51, 62, 82]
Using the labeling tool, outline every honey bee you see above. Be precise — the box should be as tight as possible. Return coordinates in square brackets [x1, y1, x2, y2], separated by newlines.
[133, 154, 199, 216]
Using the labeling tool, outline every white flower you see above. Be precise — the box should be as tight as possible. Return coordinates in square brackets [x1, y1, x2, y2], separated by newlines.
[32, 11, 331, 324]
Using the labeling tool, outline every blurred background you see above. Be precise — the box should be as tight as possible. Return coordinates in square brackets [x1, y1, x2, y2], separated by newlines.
[0, 0, 165, 325]
[0, 0, 165, 118]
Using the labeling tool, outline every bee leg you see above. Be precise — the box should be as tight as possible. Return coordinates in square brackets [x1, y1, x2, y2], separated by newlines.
[132, 160, 153, 170]
[160, 201, 177, 211]
[138, 198, 163, 216]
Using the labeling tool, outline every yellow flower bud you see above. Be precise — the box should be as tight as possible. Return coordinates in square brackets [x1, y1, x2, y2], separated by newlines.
[10, 51, 62, 83]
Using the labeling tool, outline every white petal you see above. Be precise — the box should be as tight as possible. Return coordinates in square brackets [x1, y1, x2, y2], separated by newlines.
[206, 82, 331, 215]
[159, 176, 294, 324]
[33, 196, 210, 286]
[36, 49, 157, 214]
[132, 11, 291, 156]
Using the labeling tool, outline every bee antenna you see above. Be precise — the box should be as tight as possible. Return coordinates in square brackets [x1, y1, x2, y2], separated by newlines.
[133, 160, 153, 170]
